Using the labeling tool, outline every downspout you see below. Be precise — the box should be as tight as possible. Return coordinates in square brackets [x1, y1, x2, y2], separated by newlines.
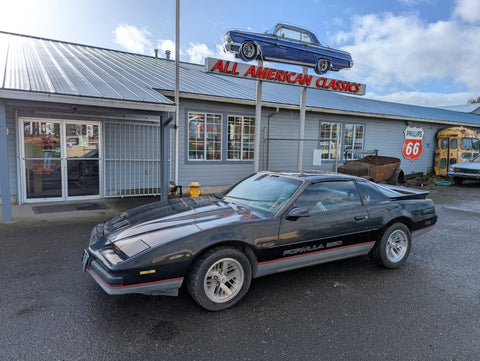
[161, 115, 174, 201]
[0, 102, 12, 222]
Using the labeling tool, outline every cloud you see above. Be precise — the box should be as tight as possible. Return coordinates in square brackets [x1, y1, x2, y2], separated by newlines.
[453, 0, 480, 23]
[186, 43, 213, 64]
[114, 24, 152, 54]
[337, 13, 480, 97]
[184, 42, 235, 64]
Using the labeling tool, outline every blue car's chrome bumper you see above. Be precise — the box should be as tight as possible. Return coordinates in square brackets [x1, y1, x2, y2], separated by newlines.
[224, 42, 240, 54]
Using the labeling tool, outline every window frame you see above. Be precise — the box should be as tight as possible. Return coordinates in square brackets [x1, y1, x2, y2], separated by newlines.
[319, 122, 342, 161]
[187, 111, 223, 161]
[227, 115, 255, 161]
[343, 123, 365, 160]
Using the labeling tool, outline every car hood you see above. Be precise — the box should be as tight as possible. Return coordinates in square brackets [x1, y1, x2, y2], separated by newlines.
[101, 196, 255, 246]
[452, 162, 480, 170]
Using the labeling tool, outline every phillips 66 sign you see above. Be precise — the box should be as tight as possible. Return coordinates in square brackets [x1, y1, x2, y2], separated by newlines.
[402, 126, 424, 161]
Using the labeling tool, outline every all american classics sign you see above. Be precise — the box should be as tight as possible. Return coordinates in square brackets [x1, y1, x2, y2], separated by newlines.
[205, 58, 366, 96]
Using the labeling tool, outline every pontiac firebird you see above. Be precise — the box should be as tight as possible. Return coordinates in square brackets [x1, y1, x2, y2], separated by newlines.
[223, 23, 353, 74]
[82, 172, 437, 311]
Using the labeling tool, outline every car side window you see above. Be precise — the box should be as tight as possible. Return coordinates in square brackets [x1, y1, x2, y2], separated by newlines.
[293, 181, 362, 214]
[356, 180, 389, 204]
[301, 32, 312, 43]
[277, 27, 301, 41]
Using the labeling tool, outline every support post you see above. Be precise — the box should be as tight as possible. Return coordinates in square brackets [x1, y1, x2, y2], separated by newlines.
[0, 102, 12, 222]
[253, 60, 263, 172]
[174, 0, 180, 185]
[297, 67, 308, 171]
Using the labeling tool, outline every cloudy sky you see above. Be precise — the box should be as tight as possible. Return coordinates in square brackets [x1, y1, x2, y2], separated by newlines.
[1, 0, 480, 107]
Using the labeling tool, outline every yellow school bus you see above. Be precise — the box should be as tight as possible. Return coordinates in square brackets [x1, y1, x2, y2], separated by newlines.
[434, 126, 480, 176]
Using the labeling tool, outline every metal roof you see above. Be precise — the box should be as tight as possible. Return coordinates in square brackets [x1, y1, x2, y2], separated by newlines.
[0, 31, 174, 112]
[1, 31, 480, 127]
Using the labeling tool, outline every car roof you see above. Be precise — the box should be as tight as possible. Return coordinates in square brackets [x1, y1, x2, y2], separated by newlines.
[260, 170, 358, 183]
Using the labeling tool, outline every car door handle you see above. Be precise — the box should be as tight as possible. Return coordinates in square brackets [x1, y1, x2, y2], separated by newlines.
[354, 215, 367, 221]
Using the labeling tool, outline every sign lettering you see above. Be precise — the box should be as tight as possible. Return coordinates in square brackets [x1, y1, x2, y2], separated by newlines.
[402, 126, 424, 161]
[205, 58, 366, 95]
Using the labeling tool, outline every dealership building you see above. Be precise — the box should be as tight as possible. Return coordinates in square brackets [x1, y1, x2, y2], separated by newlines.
[1, 31, 480, 221]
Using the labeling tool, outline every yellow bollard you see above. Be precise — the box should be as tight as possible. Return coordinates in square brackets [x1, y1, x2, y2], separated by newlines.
[187, 181, 203, 197]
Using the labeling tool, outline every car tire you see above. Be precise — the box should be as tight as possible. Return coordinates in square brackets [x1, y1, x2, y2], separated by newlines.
[240, 42, 258, 61]
[315, 59, 331, 74]
[187, 247, 252, 311]
[370, 223, 411, 269]
[387, 168, 401, 185]
[453, 177, 463, 186]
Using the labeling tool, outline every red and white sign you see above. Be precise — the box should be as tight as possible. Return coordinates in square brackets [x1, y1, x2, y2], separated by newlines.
[205, 57, 366, 96]
[402, 126, 424, 161]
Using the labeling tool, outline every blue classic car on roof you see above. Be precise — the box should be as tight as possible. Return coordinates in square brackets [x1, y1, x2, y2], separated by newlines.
[224, 23, 353, 74]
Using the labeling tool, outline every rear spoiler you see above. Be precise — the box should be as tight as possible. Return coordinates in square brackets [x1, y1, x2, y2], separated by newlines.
[381, 184, 430, 200]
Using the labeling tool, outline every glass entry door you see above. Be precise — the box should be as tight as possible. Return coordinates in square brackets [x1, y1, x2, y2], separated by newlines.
[66, 123, 100, 197]
[22, 119, 101, 202]
[23, 120, 63, 199]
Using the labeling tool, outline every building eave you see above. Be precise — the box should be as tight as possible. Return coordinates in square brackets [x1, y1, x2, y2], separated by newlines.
[0, 90, 176, 113]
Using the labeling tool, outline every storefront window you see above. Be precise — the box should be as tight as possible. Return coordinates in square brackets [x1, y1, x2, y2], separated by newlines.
[344, 124, 365, 160]
[320, 122, 341, 160]
[188, 112, 222, 160]
[227, 115, 255, 160]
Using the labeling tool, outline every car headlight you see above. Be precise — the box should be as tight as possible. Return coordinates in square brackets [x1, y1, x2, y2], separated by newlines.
[448, 166, 454, 172]
[113, 238, 151, 258]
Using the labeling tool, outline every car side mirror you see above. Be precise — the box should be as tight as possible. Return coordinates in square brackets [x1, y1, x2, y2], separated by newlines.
[286, 207, 310, 220]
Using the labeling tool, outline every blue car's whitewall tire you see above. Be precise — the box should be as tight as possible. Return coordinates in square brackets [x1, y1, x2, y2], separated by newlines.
[187, 247, 252, 311]
[315, 59, 331, 75]
[240, 41, 258, 61]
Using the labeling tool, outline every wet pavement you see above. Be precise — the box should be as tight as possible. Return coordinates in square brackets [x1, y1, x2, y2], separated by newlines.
[0, 184, 479, 360]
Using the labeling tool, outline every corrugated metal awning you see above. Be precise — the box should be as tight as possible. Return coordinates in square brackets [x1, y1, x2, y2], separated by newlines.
[0, 32, 174, 112]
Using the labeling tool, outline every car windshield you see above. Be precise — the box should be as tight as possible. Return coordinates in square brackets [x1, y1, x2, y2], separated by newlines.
[217, 173, 302, 214]
[265, 26, 276, 35]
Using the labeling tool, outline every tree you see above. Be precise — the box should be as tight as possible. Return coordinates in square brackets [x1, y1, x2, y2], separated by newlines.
[468, 96, 480, 104]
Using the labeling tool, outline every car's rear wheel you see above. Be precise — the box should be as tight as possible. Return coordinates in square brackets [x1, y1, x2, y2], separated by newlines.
[315, 59, 331, 74]
[187, 247, 252, 311]
[370, 223, 411, 269]
[240, 42, 258, 61]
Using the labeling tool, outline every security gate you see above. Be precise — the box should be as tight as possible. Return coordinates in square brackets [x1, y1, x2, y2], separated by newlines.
[104, 121, 164, 197]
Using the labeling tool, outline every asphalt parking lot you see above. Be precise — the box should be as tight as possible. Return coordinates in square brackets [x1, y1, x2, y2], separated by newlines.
[1, 183, 479, 361]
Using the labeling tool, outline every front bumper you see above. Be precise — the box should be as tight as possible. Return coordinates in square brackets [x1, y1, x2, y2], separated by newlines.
[448, 171, 480, 180]
[82, 250, 183, 296]
[223, 42, 241, 55]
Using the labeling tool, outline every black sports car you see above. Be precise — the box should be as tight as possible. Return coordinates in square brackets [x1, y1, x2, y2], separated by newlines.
[83, 172, 437, 311]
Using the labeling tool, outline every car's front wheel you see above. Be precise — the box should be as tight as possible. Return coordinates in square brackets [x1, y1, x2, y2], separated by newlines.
[315, 59, 331, 74]
[453, 177, 464, 185]
[370, 223, 411, 269]
[240, 42, 258, 61]
[187, 247, 252, 311]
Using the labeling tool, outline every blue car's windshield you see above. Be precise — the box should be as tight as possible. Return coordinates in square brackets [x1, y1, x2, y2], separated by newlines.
[218, 173, 302, 214]
[265, 26, 276, 35]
